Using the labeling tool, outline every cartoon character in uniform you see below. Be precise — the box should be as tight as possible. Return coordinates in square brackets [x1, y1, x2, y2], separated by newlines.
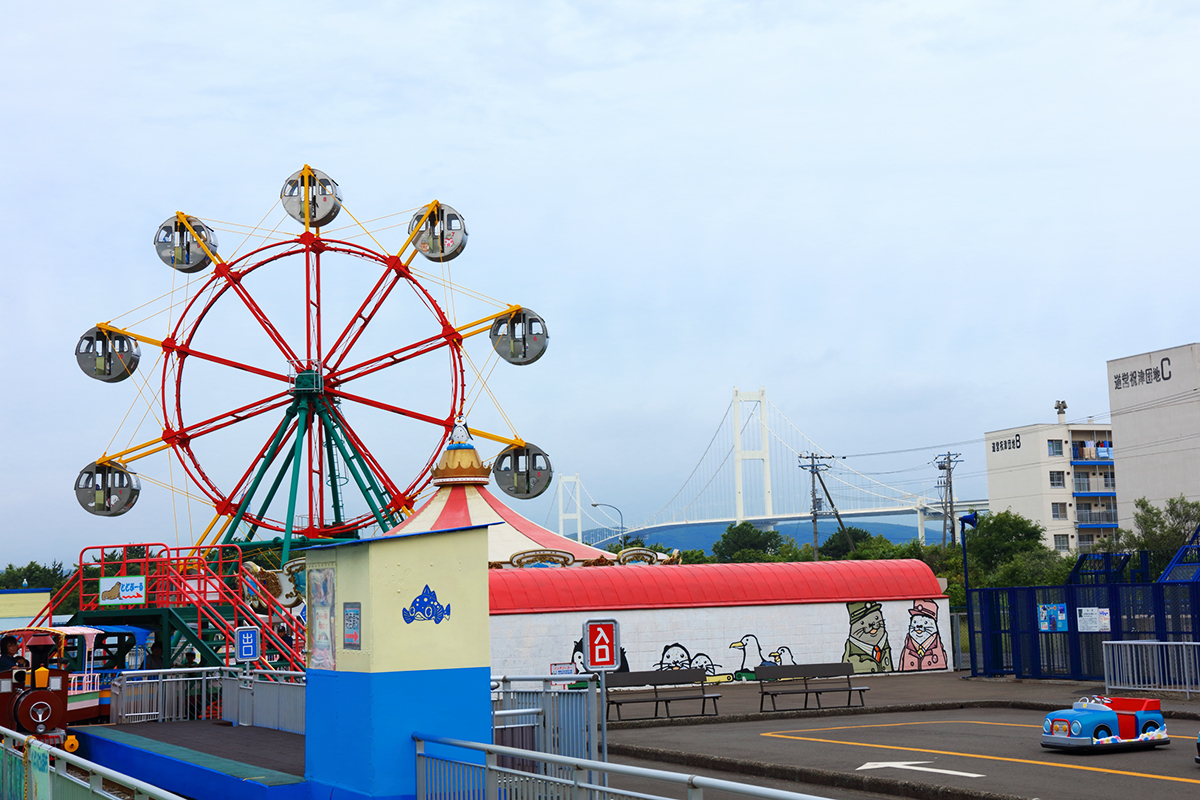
[899, 599, 946, 671]
[842, 601, 893, 673]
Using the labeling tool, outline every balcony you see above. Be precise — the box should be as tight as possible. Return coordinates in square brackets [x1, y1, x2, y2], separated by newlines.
[1072, 445, 1114, 463]
[1077, 509, 1118, 526]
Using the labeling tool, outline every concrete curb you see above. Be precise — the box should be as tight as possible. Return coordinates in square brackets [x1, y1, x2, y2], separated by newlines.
[607, 743, 1028, 800]
[608, 699, 1200, 730]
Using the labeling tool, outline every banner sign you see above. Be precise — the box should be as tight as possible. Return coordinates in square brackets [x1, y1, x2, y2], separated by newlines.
[99, 575, 146, 606]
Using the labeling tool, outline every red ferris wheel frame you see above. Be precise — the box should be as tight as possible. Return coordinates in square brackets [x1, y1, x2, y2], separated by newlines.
[158, 230, 466, 539]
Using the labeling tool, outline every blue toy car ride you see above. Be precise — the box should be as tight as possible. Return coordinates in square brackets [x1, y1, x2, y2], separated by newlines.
[1042, 696, 1168, 751]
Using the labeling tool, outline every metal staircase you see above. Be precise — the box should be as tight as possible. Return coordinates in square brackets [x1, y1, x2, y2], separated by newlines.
[31, 543, 306, 671]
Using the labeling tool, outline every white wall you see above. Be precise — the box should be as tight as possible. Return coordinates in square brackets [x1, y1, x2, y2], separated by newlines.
[490, 597, 951, 677]
[1109, 344, 1200, 529]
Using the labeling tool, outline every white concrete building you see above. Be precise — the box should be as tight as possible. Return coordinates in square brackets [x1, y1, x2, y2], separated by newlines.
[1107, 343, 1200, 530]
[985, 404, 1115, 552]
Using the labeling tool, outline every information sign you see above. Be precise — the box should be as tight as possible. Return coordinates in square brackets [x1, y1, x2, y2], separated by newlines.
[582, 618, 620, 671]
[235, 626, 261, 662]
[1076, 606, 1111, 633]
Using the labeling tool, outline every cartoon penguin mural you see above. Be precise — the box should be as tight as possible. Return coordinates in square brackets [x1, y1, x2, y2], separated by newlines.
[729, 634, 773, 680]
[899, 599, 947, 671]
[571, 638, 629, 672]
[842, 601, 893, 673]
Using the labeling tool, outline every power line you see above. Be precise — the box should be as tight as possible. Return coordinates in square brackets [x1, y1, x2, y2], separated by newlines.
[842, 438, 983, 458]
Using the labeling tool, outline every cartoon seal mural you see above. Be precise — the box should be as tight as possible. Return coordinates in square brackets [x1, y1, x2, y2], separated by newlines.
[899, 599, 947, 671]
[842, 601, 893, 673]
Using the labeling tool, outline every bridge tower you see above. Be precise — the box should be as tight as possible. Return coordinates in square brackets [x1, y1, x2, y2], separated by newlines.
[558, 473, 583, 541]
[733, 386, 773, 522]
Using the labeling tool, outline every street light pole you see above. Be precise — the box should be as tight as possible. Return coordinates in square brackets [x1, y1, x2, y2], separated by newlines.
[591, 503, 625, 549]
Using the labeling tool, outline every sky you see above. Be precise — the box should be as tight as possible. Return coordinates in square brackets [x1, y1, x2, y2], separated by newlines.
[3, 1, 1199, 565]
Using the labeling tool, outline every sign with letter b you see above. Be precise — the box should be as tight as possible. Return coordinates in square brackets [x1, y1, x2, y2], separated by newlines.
[583, 618, 620, 671]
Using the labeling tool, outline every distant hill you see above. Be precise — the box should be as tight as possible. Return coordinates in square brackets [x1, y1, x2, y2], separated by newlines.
[606, 519, 934, 555]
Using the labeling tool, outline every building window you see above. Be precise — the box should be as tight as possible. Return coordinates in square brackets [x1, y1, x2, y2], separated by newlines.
[1052, 502, 1068, 520]
[1054, 534, 1070, 552]
[1050, 471, 1065, 488]
[1048, 440, 1064, 457]
[1074, 473, 1091, 492]
[1078, 533, 1095, 553]
[1103, 472, 1116, 489]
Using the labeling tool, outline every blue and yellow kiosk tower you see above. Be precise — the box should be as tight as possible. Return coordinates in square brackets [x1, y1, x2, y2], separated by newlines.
[302, 435, 492, 800]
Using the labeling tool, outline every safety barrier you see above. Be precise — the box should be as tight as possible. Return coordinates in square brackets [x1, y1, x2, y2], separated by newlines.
[220, 668, 306, 734]
[1, 723, 187, 800]
[491, 674, 598, 762]
[414, 734, 836, 800]
[1103, 640, 1200, 698]
[110, 667, 225, 724]
[111, 666, 306, 733]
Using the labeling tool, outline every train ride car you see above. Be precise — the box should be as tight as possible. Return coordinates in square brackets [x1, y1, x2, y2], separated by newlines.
[0, 628, 73, 747]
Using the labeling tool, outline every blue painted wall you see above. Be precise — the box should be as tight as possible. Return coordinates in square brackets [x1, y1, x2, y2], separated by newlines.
[306, 666, 490, 800]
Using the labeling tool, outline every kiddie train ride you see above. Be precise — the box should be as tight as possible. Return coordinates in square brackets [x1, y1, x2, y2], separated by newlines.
[1, 628, 78, 749]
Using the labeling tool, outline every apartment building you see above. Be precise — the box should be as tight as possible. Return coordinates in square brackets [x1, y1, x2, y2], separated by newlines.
[1107, 343, 1200, 530]
[985, 404, 1116, 552]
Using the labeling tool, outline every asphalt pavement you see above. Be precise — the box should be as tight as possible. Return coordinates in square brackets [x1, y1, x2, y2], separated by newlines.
[604, 670, 1200, 800]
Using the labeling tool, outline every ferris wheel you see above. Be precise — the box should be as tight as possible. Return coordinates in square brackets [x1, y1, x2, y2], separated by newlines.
[73, 166, 552, 561]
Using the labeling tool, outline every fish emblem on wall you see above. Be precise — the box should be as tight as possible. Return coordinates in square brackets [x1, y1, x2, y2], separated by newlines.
[403, 585, 451, 624]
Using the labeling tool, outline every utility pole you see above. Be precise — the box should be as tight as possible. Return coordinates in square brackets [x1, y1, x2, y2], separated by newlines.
[937, 452, 962, 546]
[799, 454, 839, 561]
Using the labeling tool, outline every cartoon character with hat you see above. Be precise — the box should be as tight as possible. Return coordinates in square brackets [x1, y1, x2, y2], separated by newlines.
[899, 599, 946, 671]
[842, 601, 893, 673]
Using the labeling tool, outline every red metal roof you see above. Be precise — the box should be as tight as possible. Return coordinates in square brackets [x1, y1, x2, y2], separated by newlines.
[489, 559, 944, 614]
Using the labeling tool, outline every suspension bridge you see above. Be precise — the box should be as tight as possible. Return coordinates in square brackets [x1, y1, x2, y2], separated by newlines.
[557, 387, 987, 548]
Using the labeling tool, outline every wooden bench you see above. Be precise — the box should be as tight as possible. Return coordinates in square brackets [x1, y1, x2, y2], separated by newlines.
[604, 669, 721, 720]
[756, 662, 869, 712]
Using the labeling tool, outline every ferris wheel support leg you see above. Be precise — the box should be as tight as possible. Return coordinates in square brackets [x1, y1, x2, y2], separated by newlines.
[316, 403, 394, 534]
[281, 403, 312, 564]
[223, 405, 299, 546]
[243, 438, 302, 544]
[324, 423, 346, 527]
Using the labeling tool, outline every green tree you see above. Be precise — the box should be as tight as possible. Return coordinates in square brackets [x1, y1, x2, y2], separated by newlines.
[776, 536, 814, 562]
[817, 526, 873, 560]
[967, 509, 1047, 574]
[989, 548, 1075, 588]
[1096, 495, 1200, 579]
[0, 561, 69, 591]
[711, 522, 782, 563]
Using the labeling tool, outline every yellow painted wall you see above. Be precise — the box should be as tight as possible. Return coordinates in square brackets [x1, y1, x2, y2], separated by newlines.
[309, 525, 490, 674]
[0, 590, 51, 621]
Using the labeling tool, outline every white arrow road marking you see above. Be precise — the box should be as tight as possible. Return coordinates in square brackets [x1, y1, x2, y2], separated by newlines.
[857, 761, 984, 778]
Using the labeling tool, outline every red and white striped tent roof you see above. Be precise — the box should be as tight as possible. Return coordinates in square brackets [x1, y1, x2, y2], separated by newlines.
[393, 441, 609, 564]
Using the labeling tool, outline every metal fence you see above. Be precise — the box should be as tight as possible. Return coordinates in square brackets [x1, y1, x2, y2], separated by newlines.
[1, 723, 188, 800]
[220, 669, 306, 734]
[110, 667, 225, 724]
[492, 675, 598, 764]
[111, 667, 306, 733]
[968, 581, 1200, 680]
[414, 734, 836, 800]
[1103, 640, 1200, 698]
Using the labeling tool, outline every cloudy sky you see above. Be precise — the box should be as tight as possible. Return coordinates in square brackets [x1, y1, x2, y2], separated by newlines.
[3, 2, 1198, 564]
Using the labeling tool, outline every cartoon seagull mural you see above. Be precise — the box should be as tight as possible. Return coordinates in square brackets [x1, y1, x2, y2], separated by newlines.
[769, 646, 797, 665]
[729, 634, 772, 672]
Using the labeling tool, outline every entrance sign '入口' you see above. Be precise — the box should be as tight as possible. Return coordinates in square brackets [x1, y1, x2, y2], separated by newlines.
[583, 619, 621, 671]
